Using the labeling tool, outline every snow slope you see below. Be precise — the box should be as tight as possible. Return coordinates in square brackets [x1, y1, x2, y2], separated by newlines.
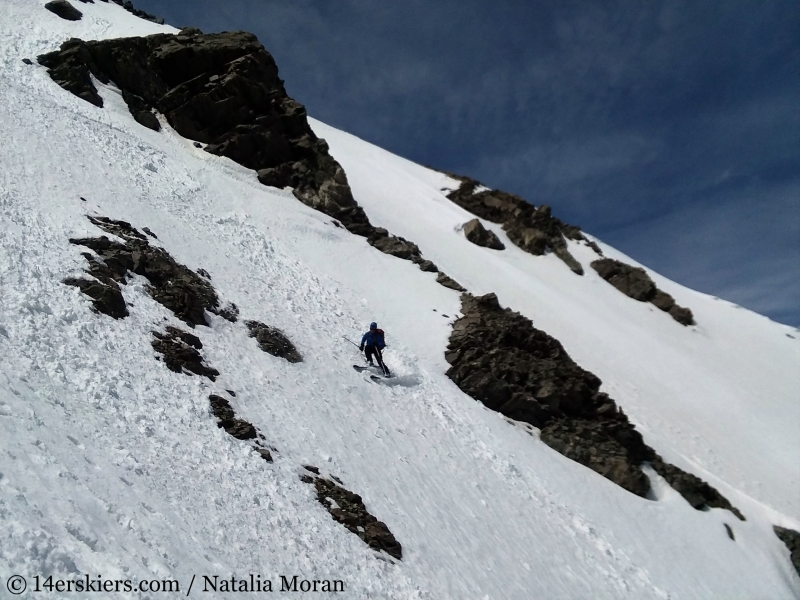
[0, 1, 798, 598]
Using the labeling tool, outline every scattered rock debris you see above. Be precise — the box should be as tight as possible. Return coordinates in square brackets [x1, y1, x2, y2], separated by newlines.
[724, 524, 735, 541]
[591, 258, 695, 325]
[446, 292, 742, 519]
[22, 58, 33, 65]
[300, 469, 403, 560]
[245, 320, 303, 363]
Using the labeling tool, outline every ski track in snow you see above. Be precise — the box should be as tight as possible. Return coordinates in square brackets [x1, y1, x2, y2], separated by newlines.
[0, 1, 798, 598]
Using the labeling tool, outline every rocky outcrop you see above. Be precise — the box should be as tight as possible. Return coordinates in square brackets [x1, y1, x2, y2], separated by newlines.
[774, 526, 800, 577]
[209, 394, 263, 445]
[152, 327, 219, 380]
[446, 176, 598, 274]
[39, 31, 459, 290]
[245, 320, 303, 363]
[463, 219, 504, 250]
[436, 272, 466, 292]
[300, 468, 403, 560]
[45, 0, 83, 21]
[37, 31, 371, 235]
[64, 274, 129, 319]
[591, 258, 695, 325]
[446, 292, 742, 518]
[68, 216, 233, 327]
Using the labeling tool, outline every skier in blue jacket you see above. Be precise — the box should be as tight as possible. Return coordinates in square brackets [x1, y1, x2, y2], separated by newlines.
[360, 322, 390, 376]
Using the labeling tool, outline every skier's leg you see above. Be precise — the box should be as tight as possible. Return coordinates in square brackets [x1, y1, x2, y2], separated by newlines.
[376, 348, 390, 376]
[365, 346, 375, 366]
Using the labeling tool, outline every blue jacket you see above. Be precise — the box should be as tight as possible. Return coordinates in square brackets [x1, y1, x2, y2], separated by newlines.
[361, 329, 385, 349]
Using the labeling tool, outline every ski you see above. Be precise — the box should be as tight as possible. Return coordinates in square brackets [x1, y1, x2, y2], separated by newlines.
[353, 364, 393, 379]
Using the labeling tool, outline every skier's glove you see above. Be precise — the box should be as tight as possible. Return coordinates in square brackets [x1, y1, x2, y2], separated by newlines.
[359, 345, 364, 351]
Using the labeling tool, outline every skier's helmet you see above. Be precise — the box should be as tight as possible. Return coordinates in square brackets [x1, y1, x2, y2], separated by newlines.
[370, 322, 377, 330]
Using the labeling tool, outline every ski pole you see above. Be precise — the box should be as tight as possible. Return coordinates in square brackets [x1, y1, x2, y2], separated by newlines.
[342, 336, 361, 349]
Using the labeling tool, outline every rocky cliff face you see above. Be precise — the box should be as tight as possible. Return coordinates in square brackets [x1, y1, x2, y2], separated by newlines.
[38, 30, 373, 235]
[446, 293, 741, 518]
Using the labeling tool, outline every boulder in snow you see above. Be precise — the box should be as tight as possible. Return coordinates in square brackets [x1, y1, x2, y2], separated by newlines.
[44, 0, 83, 21]
[462, 218, 505, 250]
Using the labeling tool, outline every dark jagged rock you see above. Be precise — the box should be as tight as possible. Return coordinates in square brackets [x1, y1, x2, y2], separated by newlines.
[411, 256, 438, 272]
[152, 328, 219, 380]
[215, 302, 239, 323]
[68, 216, 233, 327]
[37, 31, 366, 233]
[585, 240, 603, 256]
[40, 31, 458, 290]
[255, 448, 273, 462]
[649, 458, 744, 520]
[774, 526, 800, 577]
[367, 228, 420, 260]
[302, 471, 403, 559]
[45, 0, 83, 21]
[63, 276, 128, 319]
[446, 177, 526, 223]
[123, 90, 160, 130]
[209, 394, 235, 421]
[591, 258, 695, 325]
[220, 418, 257, 440]
[724, 523, 735, 541]
[462, 219, 504, 250]
[504, 205, 584, 275]
[446, 176, 592, 274]
[245, 320, 302, 363]
[22, 58, 33, 65]
[436, 272, 466, 292]
[446, 292, 741, 517]
[208, 394, 263, 443]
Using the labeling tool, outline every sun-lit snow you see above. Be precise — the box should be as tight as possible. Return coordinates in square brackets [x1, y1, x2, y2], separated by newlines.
[1, 1, 798, 598]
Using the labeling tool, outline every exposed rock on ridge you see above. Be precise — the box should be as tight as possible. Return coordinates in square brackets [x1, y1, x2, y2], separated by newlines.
[446, 176, 599, 274]
[40, 31, 459, 292]
[445, 292, 742, 518]
[591, 258, 695, 325]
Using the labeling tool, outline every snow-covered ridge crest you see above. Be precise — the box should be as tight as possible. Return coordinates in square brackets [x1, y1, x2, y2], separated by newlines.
[1, 0, 798, 597]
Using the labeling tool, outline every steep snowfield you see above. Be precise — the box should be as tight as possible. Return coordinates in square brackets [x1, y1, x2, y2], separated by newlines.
[1, 1, 798, 598]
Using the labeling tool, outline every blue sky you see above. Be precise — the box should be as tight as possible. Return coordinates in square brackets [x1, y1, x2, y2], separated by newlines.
[136, 0, 800, 326]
